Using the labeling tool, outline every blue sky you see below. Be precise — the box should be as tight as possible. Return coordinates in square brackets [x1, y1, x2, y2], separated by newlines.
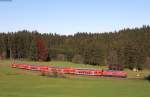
[0, 0, 150, 35]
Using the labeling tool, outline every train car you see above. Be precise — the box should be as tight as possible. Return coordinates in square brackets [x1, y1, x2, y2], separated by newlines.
[16, 64, 28, 69]
[29, 65, 41, 71]
[102, 70, 127, 78]
[25, 65, 32, 70]
[93, 70, 103, 76]
[47, 66, 64, 74]
[75, 68, 96, 75]
[113, 71, 127, 78]
[11, 64, 127, 78]
[13, 64, 30, 69]
[39, 66, 49, 71]
[62, 67, 76, 74]
[11, 64, 17, 68]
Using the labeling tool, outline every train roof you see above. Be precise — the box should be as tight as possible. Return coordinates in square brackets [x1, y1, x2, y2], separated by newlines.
[76, 68, 96, 70]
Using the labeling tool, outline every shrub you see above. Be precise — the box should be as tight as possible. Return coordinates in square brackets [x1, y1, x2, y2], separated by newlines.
[145, 75, 150, 82]
[72, 54, 84, 64]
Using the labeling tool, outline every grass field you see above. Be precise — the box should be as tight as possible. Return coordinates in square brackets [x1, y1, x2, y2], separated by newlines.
[0, 59, 150, 97]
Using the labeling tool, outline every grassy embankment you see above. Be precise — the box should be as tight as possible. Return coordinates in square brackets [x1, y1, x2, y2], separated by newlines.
[0, 59, 150, 97]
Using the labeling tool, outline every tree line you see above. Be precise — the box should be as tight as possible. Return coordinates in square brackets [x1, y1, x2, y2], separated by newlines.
[0, 25, 150, 69]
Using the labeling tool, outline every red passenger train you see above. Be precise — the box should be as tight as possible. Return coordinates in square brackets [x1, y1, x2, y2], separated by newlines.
[11, 64, 127, 78]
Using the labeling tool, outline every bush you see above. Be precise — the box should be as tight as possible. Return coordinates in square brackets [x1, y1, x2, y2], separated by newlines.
[72, 54, 84, 64]
[145, 75, 150, 82]
[40, 71, 49, 76]
[40, 69, 66, 78]
[56, 54, 66, 61]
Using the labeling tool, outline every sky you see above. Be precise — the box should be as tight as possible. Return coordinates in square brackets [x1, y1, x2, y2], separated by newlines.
[0, 0, 150, 35]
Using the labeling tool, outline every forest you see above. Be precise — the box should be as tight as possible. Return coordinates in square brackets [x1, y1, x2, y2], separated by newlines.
[0, 25, 150, 69]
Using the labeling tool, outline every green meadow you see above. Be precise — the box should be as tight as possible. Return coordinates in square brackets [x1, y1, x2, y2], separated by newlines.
[0, 60, 150, 97]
